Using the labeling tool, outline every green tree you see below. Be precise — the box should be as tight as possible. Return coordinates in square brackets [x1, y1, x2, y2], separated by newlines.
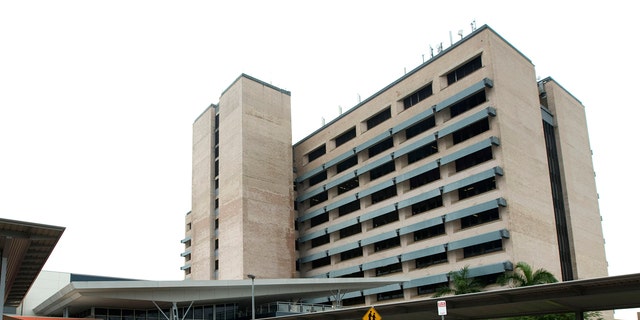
[434, 266, 485, 297]
[498, 262, 558, 287]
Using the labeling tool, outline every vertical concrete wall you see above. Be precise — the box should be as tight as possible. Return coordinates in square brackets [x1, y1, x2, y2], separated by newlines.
[217, 75, 295, 280]
[543, 80, 608, 279]
[190, 106, 216, 280]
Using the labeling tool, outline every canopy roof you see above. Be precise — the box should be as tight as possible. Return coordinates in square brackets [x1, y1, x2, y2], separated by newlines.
[0, 218, 65, 306]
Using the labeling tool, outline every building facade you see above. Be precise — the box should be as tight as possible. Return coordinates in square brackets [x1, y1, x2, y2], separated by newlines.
[184, 25, 607, 306]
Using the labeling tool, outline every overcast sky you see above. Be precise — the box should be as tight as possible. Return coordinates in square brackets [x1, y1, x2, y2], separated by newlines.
[1, 1, 638, 318]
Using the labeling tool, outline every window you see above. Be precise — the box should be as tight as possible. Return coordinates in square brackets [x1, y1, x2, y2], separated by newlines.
[374, 236, 400, 252]
[403, 84, 433, 109]
[338, 199, 361, 216]
[368, 137, 394, 158]
[461, 208, 500, 229]
[337, 177, 359, 194]
[463, 239, 503, 258]
[376, 262, 403, 276]
[336, 155, 358, 173]
[409, 167, 441, 189]
[458, 177, 496, 200]
[366, 107, 392, 129]
[339, 271, 364, 278]
[339, 223, 362, 238]
[407, 141, 438, 164]
[311, 256, 331, 268]
[342, 296, 365, 306]
[308, 170, 327, 186]
[309, 191, 328, 206]
[377, 289, 404, 301]
[415, 252, 448, 268]
[413, 224, 445, 241]
[371, 185, 397, 204]
[335, 127, 356, 147]
[450, 90, 487, 118]
[405, 116, 436, 140]
[310, 212, 329, 227]
[311, 234, 330, 248]
[412, 195, 443, 215]
[370, 161, 395, 181]
[373, 210, 399, 228]
[417, 283, 441, 295]
[447, 55, 482, 85]
[307, 144, 326, 162]
[340, 247, 363, 261]
[452, 118, 490, 145]
[455, 147, 493, 172]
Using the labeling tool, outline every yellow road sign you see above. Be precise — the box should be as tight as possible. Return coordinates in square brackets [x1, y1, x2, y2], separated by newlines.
[363, 306, 382, 320]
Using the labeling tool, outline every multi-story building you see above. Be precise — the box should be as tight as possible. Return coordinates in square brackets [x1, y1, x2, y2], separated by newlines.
[183, 24, 607, 306]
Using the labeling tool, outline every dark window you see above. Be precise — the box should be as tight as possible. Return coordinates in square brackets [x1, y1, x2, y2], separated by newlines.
[374, 236, 400, 252]
[308, 170, 327, 186]
[417, 283, 441, 295]
[376, 262, 403, 276]
[310, 212, 329, 227]
[412, 195, 443, 215]
[458, 177, 496, 200]
[335, 127, 356, 147]
[307, 144, 326, 162]
[311, 256, 331, 268]
[405, 116, 436, 140]
[476, 273, 502, 286]
[403, 84, 433, 109]
[311, 234, 330, 248]
[215, 114, 219, 128]
[309, 191, 328, 207]
[409, 167, 441, 189]
[455, 147, 493, 172]
[407, 141, 438, 164]
[340, 247, 363, 261]
[342, 296, 365, 306]
[447, 55, 482, 85]
[463, 239, 503, 258]
[339, 271, 364, 278]
[339, 223, 362, 238]
[366, 107, 392, 129]
[372, 210, 399, 228]
[450, 90, 487, 118]
[214, 160, 219, 176]
[371, 185, 397, 204]
[336, 155, 358, 173]
[415, 252, 448, 268]
[337, 177, 359, 195]
[452, 118, 490, 145]
[413, 224, 445, 241]
[377, 289, 404, 301]
[214, 146, 219, 158]
[370, 161, 395, 181]
[461, 208, 500, 229]
[368, 137, 394, 158]
[338, 200, 361, 216]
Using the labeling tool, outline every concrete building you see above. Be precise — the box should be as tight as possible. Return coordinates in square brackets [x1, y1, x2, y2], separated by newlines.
[183, 25, 607, 306]
[184, 75, 296, 280]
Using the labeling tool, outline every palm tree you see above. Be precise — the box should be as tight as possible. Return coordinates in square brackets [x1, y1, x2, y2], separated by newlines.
[498, 262, 558, 287]
[434, 266, 484, 297]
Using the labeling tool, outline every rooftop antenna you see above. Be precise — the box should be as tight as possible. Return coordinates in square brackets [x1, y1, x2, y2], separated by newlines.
[422, 54, 425, 63]
[437, 42, 443, 53]
[449, 31, 453, 46]
[321, 117, 325, 126]
[338, 106, 343, 115]
[357, 94, 361, 103]
[429, 45, 434, 58]
[458, 29, 464, 40]
[471, 19, 477, 32]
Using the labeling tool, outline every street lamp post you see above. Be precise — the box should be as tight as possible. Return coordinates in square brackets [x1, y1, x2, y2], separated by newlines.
[247, 274, 256, 320]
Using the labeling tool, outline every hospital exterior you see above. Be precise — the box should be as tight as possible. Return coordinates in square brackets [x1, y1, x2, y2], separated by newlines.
[182, 23, 608, 307]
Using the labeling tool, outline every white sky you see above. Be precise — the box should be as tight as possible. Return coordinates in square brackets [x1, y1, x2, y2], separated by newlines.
[1, 1, 638, 318]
